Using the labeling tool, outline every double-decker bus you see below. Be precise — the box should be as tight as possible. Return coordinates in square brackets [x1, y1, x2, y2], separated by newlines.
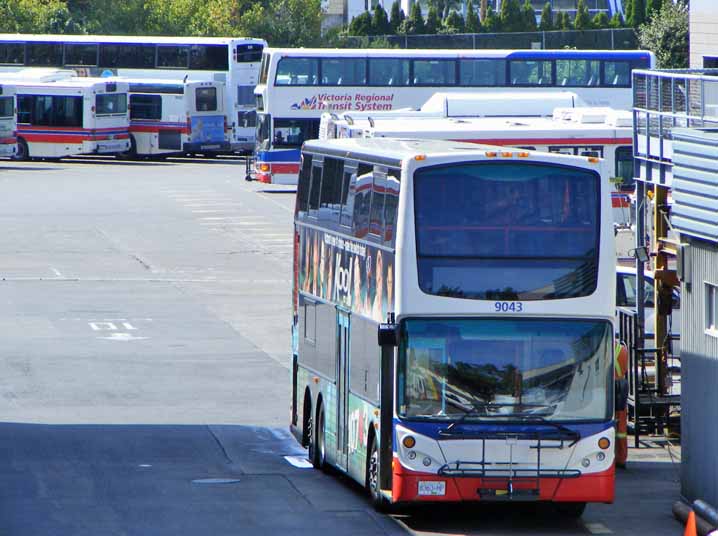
[291, 138, 616, 515]
[0, 83, 17, 158]
[116, 78, 228, 158]
[322, 106, 635, 225]
[254, 48, 654, 184]
[5, 78, 130, 160]
[0, 34, 265, 153]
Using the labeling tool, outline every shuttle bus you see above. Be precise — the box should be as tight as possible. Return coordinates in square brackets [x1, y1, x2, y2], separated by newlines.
[291, 138, 616, 514]
[0, 34, 265, 152]
[118, 78, 228, 158]
[254, 48, 654, 184]
[322, 106, 635, 225]
[8, 78, 130, 160]
[0, 83, 17, 158]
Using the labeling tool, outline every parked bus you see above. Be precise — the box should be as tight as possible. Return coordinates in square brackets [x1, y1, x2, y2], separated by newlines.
[0, 34, 265, 152]
[323, 106, 634, 225]
[0, 83, 17, 158]
[254, 48, 654, 184]
[116, 78, 228, 158]
[291, 138, 616, 514]
[5, 78, 130, 160]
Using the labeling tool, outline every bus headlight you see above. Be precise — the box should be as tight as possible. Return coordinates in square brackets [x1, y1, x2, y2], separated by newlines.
[407, 451, 416, 460]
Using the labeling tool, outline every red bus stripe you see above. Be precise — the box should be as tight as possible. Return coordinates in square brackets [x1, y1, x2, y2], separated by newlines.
[454, 137, 633, 146]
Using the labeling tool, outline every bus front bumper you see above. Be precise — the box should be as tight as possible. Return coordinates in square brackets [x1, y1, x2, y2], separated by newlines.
[183, 141, 232, 153]
[391, 458, 615, 504]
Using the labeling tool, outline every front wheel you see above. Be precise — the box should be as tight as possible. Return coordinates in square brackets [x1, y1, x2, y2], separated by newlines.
[366, 438, 389, 512]
[311, 406, 326, 470]
[13, 138, 29, 161]
[555, 502, 587, 518]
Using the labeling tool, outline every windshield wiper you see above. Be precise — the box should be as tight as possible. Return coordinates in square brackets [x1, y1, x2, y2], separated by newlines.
[512, 414, 581, 445]
[441, 402, 548, 434]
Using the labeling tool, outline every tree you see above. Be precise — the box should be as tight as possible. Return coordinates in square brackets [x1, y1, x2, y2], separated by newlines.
[441, 10, 464, 33]
[349, 10, 373, 35]
[481, 4, 500, 32]
[240, 0, 323, 46]
[629, 0, 645, 28]
[592, 11, 609, 29]
[372, 3, 391, 35]
[389, 0, 405, 32]
[405, 2, 426, 34]
[538, 2, 553, 31]
[521, 0, 536, 31]
[425, 5, 440, 33]
[479, 0, 487, 21]
[499, 0, 523, 32]
[465, 0, 480, 33]
[609, 12, 624, 28]
[623, 0, 633, 25]
[573, 0, 591, 30]
[0, 0, 81, 33]
[645, 0, 661, 20]
[558, 11, 572, 30]
[637, 0, 688, 68]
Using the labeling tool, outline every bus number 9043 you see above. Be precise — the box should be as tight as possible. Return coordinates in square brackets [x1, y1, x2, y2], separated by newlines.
[494, 301, 523, 313]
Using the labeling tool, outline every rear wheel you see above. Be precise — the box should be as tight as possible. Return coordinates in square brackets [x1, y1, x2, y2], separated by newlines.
[311, 405, 326, 470]
[14, 138, 29, 161]
[366, 438, 389, 511]
[555, 502, 586, 518]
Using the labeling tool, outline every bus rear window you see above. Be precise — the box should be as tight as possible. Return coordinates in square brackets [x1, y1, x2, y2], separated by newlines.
[0, 96, 13, 118]
[414, 162, 599, 300]
[196, 87, 217, 112]
[96, 93, 127, 115]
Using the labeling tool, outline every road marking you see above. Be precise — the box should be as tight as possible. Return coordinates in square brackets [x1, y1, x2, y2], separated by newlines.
[283, 456, 313, 469]
[199, 221, 265, 226]
[192, 478, 241, 484]
[51, 267, 63, 278]
[89, 321, 118, 331]
[98, 333, 149, 341]
[584, 523, 613, 534]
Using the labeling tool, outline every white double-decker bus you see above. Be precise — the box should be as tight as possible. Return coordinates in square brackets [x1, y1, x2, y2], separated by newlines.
[254, 48, 654, 184]
[322, 106, 635, 224]
[0, 34, 265, 153]
[6, 78, 130, 160]
[117, 78, 228, 158]
[292, 138, 616, 514]
[0, 83, 17, 158]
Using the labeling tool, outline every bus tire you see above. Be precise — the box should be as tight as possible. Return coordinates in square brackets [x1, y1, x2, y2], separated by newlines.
[14, 138, 29, 161]
[555, 502, 586, 518]
[311, 403, 327, 471]
[301, 390, 312, 448]
[118, 135, 137, 160]
[366, 436, 389, 512]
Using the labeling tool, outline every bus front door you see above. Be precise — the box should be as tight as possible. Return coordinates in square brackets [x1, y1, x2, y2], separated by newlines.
[335, 309, 350, 471]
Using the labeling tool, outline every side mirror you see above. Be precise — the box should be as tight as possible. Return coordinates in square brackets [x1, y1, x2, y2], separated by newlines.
[378, 323, 399, 347]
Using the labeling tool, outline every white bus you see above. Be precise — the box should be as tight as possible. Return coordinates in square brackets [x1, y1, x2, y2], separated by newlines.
[6, 78, 130, 160]
[0, 34, 266, 153]
[116, 78, 228, 158]
[323, 106, 635, 225]
[0, 83, 16, 158]
[292, 138, 616, 514]
[254, 48, 654, 184]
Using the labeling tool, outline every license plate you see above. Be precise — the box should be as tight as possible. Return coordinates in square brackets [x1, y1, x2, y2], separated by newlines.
[418, 481, 446, 496]
[201, 144, 220, 150]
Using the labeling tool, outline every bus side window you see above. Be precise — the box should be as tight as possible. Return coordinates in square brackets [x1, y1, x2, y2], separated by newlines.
[307, 163, 323, 217]
[352, 164, 373, 238]
[319, 157, 344, 224]
[339, 167, 355, 228]
[296, 153, 313, 217]
[17, 95, 33, 124]
[615, 146, 634, 190]
[383, 170, 400, 245]
[369, 171, 386, 238]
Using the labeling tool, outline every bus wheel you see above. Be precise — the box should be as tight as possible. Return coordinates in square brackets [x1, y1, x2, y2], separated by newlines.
[366, 438, 389, 512]
[311, 405, 326, 470]
[555, 502, 586, 518]
[118, 135, 137, 160]
[14, 138, 29, 161]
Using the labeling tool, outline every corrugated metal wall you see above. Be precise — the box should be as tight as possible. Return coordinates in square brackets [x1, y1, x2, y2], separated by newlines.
[680, 236, 718, 505]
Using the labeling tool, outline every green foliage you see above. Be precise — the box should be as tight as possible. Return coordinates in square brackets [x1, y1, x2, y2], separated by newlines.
[441, 10, 464, 33]
[349, 10, 373, 35]
[637, 0, 688, 68]
[241, 0, 322, 46]
[573, 0, 591, 30]
[521, 0, 536, 32]
[623, 0, 633, 25]
[389, 0, 405, 32]
[630, 0, 645, 28]
[609, 12, 624, 28]
[538, 2, 553, 31]
[558, 11, 571, 30]
[0, 0, 82, 33]
[479, 0, 487, 21]
[645, 0, 661, 20]
[499, 0, 523, 32]
[592, 11, 609, 29]
[465, 0, 480, 33]
[425, 6, 441, 34]
[404, 2, 426, 34]
[371, 3, 391, 35]
[481, 4, 500, 32]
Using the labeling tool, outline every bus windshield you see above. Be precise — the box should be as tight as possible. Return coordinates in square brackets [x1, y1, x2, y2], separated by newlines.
[0, 96, 13, 118]
[414, 162, 599, 300]
[398, 318, 612, 422]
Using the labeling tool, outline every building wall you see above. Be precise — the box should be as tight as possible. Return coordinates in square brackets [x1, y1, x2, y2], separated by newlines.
[690, 0, 718, 68]
[680, 236, 718, 506]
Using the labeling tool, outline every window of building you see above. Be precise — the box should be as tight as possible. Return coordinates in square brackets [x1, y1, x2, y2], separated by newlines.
[706, 283, 718, 336]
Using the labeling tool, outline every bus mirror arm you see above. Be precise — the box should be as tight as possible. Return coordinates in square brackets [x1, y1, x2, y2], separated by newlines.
[378, 323, 399, 347]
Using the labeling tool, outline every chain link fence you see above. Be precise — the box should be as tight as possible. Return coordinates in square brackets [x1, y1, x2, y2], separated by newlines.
[345, 28, 638, 50]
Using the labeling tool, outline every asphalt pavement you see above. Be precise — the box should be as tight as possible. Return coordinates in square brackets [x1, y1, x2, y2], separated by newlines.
[0, 155, 683, 536]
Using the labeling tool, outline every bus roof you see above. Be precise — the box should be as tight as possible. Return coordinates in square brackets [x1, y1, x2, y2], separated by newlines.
[0, 77, 127, 90]
[302, 137, 598, 168]
[0, 34, 265, 45]
[263, 48, 653, 60]
[109, 77, 219, 86]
